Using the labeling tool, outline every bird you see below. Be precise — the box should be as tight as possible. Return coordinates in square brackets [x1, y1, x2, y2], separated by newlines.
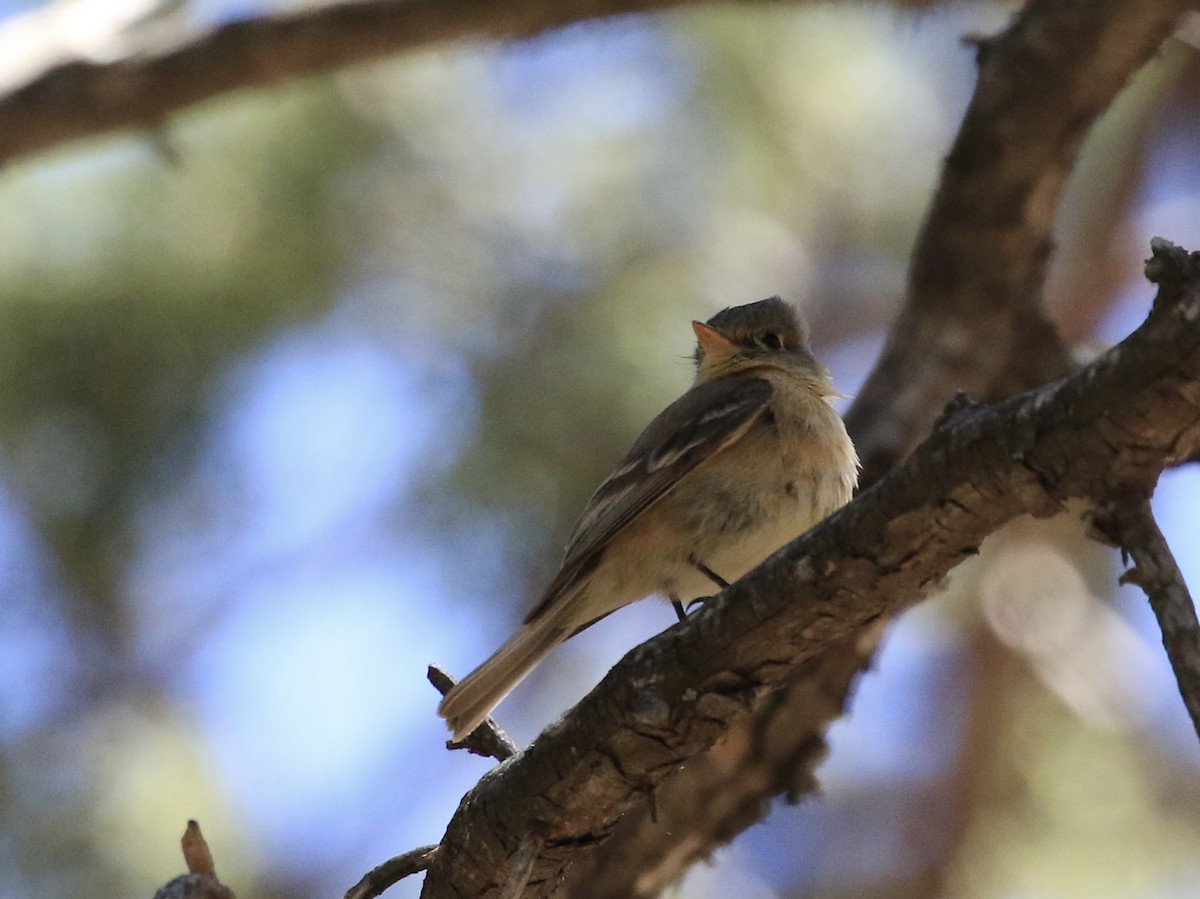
[437, 297, 859, 740]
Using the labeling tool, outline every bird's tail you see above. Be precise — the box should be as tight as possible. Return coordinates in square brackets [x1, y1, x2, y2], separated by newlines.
[438, 605, 570, 742]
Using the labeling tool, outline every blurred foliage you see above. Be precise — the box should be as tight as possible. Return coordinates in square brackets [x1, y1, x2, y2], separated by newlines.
[0, 77, 377, 895]
[0, 2, 1198, 899]
[0, 84, 371, 624]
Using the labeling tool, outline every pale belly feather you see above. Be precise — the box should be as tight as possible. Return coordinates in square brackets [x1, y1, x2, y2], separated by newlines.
[582, 385, 856, 615]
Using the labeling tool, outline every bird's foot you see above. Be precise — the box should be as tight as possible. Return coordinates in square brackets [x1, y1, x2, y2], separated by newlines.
[689, 556, 730, 590]
[671, 596, 711, 621]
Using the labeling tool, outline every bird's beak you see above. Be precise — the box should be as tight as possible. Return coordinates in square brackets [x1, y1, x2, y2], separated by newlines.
[692, 321, 736, 354]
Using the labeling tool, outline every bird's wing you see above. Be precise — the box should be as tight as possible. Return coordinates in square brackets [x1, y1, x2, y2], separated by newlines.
[525, 375, 774, 624]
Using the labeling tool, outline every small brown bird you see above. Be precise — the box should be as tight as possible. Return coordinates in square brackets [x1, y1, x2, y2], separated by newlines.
[438, 298, 858, 740]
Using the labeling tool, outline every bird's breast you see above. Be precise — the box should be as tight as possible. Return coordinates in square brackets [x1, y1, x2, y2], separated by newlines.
[686, 388, 856, 582]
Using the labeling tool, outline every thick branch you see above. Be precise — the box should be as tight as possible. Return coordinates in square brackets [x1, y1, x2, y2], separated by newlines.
[419, 241, 1200, 897]
[843, 0, 1197, 482]
[562, 627, 884, 899]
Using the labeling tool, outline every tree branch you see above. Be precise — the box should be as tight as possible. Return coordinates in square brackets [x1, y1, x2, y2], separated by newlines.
[419, 238, 1200, 898]
[561, 625, 886, 899]
[843, 0, 1197, 482]
[428, 665, 519, 762]
[344, 844, 439, 899]
[0, 0, 945, 167]
[1092, 498, 1200, 742]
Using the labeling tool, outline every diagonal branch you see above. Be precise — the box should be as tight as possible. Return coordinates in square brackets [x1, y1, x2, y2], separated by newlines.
[419, 239, 1200, 897]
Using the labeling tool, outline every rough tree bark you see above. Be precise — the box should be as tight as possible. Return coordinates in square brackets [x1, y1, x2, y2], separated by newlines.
[418, 237, 1200, 898]
[562, 1, 1197, 893]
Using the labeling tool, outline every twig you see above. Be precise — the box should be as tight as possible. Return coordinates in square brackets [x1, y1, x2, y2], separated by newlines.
[152, 821, 237, 899]
[427, 665, 519, 762]
[181, 819, 218, 878]
[1091, 499, 1200, 743]
[344, 845, 439, 899]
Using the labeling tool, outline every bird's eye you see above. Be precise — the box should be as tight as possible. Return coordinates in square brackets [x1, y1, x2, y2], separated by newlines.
[760, 333, 783, 350]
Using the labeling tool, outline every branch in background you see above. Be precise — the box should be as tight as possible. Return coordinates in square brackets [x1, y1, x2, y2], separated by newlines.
[561, 2, 1198, 890]
[1091, 499, 1200, 741]
[0, 0, 946, 167]
[844, 0, 1197, 483]
[418, 239, 1200, 898]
